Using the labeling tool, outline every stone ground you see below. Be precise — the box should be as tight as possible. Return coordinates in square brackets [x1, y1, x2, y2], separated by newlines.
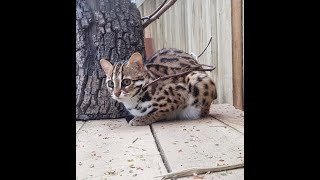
[76, 104, 244, 180]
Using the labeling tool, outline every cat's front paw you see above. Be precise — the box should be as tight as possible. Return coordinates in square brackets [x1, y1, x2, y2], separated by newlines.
[128, 118, 151, 126]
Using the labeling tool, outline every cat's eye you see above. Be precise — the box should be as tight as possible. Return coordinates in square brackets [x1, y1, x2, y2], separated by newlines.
[121, 79, 131, 87]
[107, 80, 114, 88]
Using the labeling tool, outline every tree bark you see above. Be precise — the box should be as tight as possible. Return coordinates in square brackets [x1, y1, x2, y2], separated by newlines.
[76, 0, 145, 120]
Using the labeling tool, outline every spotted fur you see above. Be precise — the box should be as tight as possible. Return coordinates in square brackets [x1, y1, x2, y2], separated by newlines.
[100, 48, 217, 126]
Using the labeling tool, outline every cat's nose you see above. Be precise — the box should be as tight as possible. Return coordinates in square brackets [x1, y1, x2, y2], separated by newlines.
[114, 90, 121, 97]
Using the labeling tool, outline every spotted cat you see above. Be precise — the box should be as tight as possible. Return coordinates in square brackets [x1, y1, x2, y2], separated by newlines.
[100, 48, 217, 126]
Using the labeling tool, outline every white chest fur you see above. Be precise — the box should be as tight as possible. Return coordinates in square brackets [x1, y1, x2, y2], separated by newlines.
[123, 100, 153, 117]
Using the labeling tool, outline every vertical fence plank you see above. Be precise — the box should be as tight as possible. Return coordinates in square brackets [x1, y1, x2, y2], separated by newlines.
[137, 0, 235, 105]
[232, 0, 243, 110]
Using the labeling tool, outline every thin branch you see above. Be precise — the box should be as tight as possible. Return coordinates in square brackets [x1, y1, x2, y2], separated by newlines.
[142, 65, 215, 90]
[154, 163, 244, 179]
[142, 0, 178, 29]
[141, 0, 167, 21]
[199, 64, 215, 68]
[198, 37, 213, 58]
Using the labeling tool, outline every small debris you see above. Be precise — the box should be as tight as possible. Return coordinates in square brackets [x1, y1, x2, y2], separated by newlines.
[193, 175, 205, 179]
[107, 170, 116, 175]
[90, 164, 94, 168]
[91, 151, 96, 156]
[216, 161, 226, 166]
[129, 164, 135, 168]
[132, 138, 139, 144]
[178, 149, 182, 152]
[78, 162, 82, 166]
[129, 170, 133, 173]
[132, 173, 137, 177]
[127, 159, 134, 162]
[136, 167, 144, 171]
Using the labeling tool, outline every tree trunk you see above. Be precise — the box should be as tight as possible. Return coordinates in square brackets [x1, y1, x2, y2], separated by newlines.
[76, 0, 145, 120]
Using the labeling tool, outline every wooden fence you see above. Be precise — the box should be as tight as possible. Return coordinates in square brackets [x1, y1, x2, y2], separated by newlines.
[136, 0, 243, 110]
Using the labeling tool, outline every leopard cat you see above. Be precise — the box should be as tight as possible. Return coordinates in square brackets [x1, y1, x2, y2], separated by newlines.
[100, 48, 217, 126]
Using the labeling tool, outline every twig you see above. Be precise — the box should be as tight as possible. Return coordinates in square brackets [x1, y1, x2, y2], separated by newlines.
[142, 65, 215, 90]
[141, 0, 168, 21]
[154, 163, 244, 179]
[199, 64, 215, 68]
[198, 37, 212, 58]
[143, 0, 178, 29]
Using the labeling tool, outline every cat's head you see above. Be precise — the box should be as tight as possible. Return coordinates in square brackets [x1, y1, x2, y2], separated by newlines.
[100, 52, 146, 102]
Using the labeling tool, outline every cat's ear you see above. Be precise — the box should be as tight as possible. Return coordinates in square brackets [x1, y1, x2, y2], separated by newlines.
[127, 52, 144, 71]
[100, 58, 113, 77]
